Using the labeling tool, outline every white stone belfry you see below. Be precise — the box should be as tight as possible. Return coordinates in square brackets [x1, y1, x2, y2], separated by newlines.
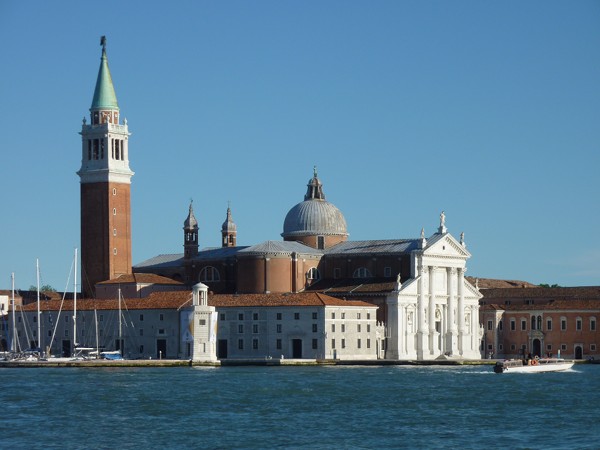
[386, 215, 482, 360]
[180, 282, 218, 362]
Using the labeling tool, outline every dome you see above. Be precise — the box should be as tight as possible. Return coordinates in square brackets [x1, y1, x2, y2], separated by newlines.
[282, 167, 348, 239]
[282, 199, 348, 238]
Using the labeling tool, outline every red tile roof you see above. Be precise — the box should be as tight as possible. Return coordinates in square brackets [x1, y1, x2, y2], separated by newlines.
[96, 273, 183, 285]
[17, 291, 375, 312]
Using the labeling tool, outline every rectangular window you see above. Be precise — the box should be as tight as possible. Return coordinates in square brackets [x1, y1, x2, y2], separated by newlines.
[220, 313, 225, 321]
[312, 324, 318, 333]
[238, 313, 244, 321]
[331, 312, 335, 320]
[341, 324, 346, 333]
[511, 344, 516, 350]
[276, 313, 282, 320]
[159, 314, 164, 321]
[276, 324, 282, 333]
[367, 313, 371, 320]
[510, 320, 515, 331]
[367, 339, 371, 349]
[65, 329, 69, 337]
[341, 312, 345, 319]
[253, 324, 259, 334]
[498, 344, 503, 350]
[65, 316, 69, 322]
[547, 319, 552, 331]
[357, 313, 361, 320]
[33, 316, 37, 323]
[591, 319, 597, 331]
[276, 339, 282, 350]
[253, 313, 259, 320]
[238, 324, 244, 334]
[561, 344, 567, 351]
[487, 320, 493, 330]
[158, 329, 165, 335]
[331, 324, 335, 333]
[357, 339, 361, 349]
[139, 314, 144, 322]
[139, 345, 144, 354]
[487, 344, 493, 350]
[499, 321, 503, 331]
[357, 324, 361, 333]
[591, 344, 597, 351]
[521, 320, 526, 331]
[312, 312, 318, 320]
[547, 344, 552, 350]
[252, 339, 258, 350]
[331, 339, 335, 349]
[341, 339, 346, 349]
[312, 339, 318, 350]
[561, 319, 567, 331]
[238, 339, 244, 350]
[576, 319, 582, 331]
[294, 313, 300, 320]
[367, 324, 371, 333]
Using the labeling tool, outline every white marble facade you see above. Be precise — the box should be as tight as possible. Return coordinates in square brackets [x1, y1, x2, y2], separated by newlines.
[386, 221, 482, 360]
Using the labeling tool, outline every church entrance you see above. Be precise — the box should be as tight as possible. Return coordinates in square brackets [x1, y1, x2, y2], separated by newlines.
[292, 339, 302, 358]
[218, 339, 228, 359]
[532, 339, 541, 357]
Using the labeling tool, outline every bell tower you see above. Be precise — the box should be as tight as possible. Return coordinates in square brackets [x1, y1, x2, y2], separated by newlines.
[78, 37, 134, 297]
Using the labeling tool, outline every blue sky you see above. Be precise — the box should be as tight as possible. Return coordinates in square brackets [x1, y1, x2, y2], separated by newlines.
[1, 1, 599, 291]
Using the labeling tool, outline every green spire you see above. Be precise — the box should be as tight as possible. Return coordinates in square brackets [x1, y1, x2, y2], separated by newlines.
[91, 36, 119, 111]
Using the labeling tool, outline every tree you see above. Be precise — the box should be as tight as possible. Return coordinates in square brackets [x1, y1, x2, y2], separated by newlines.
[29, 284, 57, 292]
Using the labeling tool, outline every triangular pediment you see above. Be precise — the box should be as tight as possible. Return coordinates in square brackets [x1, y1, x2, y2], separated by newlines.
[423, 233, 471, 258]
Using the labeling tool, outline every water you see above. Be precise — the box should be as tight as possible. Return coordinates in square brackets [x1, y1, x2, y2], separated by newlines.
[1, 364, 598, 449]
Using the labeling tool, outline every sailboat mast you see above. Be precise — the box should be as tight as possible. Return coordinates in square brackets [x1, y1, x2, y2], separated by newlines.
[118, 288, 122, 355]
[73, 248, 78, 352]
[11, 273, 16, 353]
[94, 308, 99, 358]
[36, 259, 41, 352]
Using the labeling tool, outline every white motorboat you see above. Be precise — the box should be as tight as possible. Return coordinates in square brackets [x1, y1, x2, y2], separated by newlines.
[494, 358, 574, 374]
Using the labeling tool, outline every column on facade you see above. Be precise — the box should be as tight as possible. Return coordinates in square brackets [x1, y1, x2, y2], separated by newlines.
[417, 265, 428, 358]
[428, 266, 436, 355]
[457, 267, 465, 354]
[447, 267, 457, 354]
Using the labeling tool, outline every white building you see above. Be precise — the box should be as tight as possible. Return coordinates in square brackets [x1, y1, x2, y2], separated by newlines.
[386, 214, 483, 360]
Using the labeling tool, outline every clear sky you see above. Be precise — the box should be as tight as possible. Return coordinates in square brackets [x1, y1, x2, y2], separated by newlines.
[1, 1, 599, 292]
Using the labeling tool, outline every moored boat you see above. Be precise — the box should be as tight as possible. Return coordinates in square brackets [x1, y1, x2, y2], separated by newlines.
[494, 357, 574, 374]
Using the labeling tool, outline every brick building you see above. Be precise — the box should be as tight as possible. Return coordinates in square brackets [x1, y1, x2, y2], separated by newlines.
[480, 286, 600, 360]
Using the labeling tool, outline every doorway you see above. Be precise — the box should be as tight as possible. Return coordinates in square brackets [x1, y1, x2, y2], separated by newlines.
[292, 339, 302, 358]
[62, 339, 71, 357]
[575, 346, 583, 359]
[532, 339, 541, 357]
[157, 339, 167, 359]
[218, 339, 228, 359]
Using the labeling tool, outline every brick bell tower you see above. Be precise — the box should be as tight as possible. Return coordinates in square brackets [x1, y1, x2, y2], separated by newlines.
[78, 37, 134, 297]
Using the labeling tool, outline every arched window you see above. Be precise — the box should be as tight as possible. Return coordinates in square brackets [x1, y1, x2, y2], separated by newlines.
[531, 316, 536, 330]
[590, 317, 597, 331]
[537, 315, 542, 331]
[576, 317, 582, 331]
[353, 267, 372, 279]
[199, 266, 220, 282]
[306, 267, 320, 281]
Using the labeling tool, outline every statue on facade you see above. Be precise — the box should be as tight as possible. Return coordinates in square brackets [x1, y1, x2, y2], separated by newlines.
[440, 211, 446, 228]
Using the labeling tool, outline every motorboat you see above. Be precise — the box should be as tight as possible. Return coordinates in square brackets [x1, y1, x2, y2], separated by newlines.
[494, 357, 574, 374]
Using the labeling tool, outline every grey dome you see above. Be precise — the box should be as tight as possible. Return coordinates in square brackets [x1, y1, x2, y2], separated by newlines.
[282, 199, 348, 238]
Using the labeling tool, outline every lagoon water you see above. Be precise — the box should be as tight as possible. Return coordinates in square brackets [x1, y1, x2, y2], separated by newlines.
[1, 364, 598, 449]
